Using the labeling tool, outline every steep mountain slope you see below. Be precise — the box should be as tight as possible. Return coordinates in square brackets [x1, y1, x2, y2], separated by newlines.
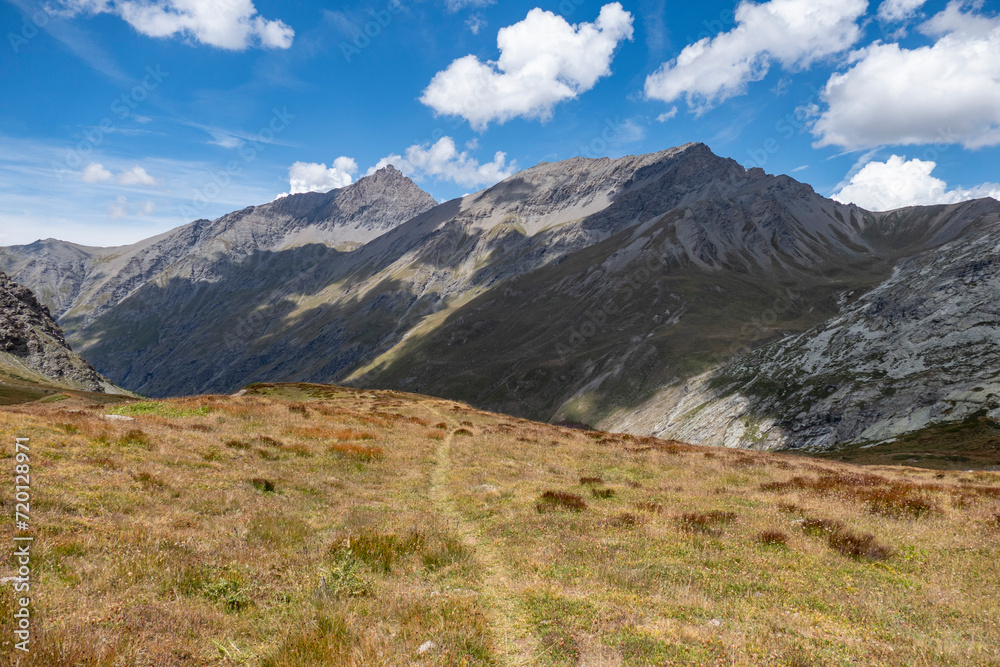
[0, 165, 437, 333]
[607, 199, 1000, 451]
[58, 143, 880, 398]
[0, 271, 121, 399]
[353, 183, 998, 427]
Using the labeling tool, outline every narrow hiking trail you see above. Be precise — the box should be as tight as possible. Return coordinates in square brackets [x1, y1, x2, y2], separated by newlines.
[426, 406, 542, 666]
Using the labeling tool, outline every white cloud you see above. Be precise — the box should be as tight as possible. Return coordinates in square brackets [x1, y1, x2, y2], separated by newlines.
[656, 107, 678, 123]
[108, 195, 130, 220]
[445, 0, 494, 12]
[420, 3, 634, 130]
[814, 3, 1000, 149]
[117, 165, 158, 186]
[877, 0, 929, 22]
[82, 162, 113, 183]
[368, 137, 516, 188]
[831, 155, 1000, 211]
[280, 158, 359, 197]
[57, 0, 294, 50]
[466, 14, 486, 34]
[644, 0, 866, 113]
[920, 0, 999, 38]
[81, 162, 158, 186]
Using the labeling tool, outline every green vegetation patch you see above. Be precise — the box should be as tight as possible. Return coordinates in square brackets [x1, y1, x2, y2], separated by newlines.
[108, 401, 213, 418]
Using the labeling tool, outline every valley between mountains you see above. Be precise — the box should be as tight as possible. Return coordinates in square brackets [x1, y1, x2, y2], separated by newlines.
[3, 142, 999, 458]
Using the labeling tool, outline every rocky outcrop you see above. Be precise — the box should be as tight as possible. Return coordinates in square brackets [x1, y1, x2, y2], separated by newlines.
[607, 199, 1000, 451]
[0, 272, 119, 392]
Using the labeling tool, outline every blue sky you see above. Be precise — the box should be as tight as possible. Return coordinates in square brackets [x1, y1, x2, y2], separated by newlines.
[2, 0, 999, 246]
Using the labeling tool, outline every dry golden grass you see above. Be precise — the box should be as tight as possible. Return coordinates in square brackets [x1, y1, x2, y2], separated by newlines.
[0, 382, 998, 665]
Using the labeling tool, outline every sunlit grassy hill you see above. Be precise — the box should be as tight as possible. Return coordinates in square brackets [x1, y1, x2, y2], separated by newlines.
[1, 383, 999, 665]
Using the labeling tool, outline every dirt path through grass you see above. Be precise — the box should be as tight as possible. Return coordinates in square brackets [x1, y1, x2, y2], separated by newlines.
[427, 407, 541, 666]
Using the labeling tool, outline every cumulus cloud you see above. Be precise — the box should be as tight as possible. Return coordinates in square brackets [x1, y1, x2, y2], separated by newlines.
[82, 162, 113, 183]
[280, 158, 359, 197]
[831, 155, 1000, 211]
[368, 137, 516, 188]
[57, 0, 294, 50]
[644, 0, 866, 113]
[81, 163, 158, 186]
[877, 0, 929, 22]
[813, 3, 1000, 149]
[117, 165, 158, 186]
[421, 3, 634, 130]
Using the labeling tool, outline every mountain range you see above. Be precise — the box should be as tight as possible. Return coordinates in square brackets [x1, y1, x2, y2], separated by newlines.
[3, 142, 998, 453]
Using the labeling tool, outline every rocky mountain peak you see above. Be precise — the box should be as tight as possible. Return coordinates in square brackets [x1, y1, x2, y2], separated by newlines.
[0, 272, 117, 392]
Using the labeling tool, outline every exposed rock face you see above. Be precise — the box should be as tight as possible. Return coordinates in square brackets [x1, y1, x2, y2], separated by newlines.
[603, 199, 1000, 451]
[0, 272, 117, 392]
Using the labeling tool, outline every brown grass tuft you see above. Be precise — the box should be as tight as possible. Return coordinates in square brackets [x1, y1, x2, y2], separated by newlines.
[801, 517, 845, 537]
[579, 476, 603, 485]
[536, 491, 588, 513]
[636, 501, 664, 514]
[761, 472, 941, 518]
[117, 428, 153, 449]
[328, 443, 384, 461]
[677, 510, 737, 534]
[591, 487, 616, 499]
[828, 530, 895, 561]
[608, 513, 642, 528]
[281, 442, 313, 457]
[756, 530, 789, 546]
[250, 478, 275, 493]
[800, 515, 894, 561]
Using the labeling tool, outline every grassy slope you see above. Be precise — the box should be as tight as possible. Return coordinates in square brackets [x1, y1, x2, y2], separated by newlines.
[812, 415, 1000, 470]
[0, 362, 122, 408]
[0, 383, 998, 666]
